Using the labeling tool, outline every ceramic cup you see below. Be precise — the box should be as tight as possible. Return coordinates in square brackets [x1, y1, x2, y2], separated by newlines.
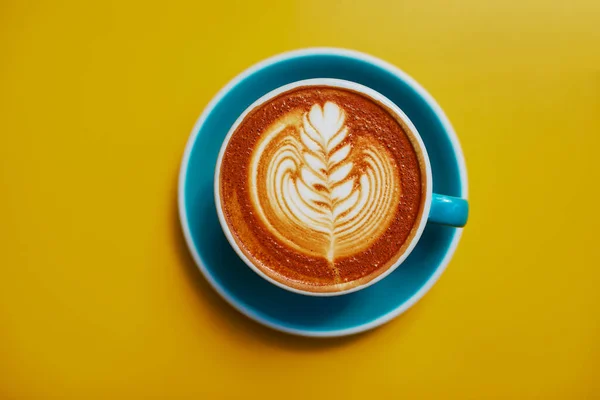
[213, 78, 469, 296]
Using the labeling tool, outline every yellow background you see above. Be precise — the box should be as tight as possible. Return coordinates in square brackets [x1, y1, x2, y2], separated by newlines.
[1, 0, 599, 398]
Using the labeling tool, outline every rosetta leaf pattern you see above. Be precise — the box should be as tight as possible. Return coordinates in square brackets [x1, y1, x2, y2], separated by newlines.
[297, 102, 356, 260]
[249, 100, 400, 265]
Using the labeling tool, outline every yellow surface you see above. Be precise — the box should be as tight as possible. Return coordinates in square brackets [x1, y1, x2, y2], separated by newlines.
[1, 0, 599, 398]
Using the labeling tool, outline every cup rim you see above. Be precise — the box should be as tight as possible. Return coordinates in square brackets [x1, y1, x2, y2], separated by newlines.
[214, 78, 433, 296]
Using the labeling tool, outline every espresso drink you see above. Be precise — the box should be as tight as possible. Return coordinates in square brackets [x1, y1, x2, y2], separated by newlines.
[218, 86, 426, 293]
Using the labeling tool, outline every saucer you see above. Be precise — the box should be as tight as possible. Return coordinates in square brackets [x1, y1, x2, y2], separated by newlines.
[178, 48, 468, 337]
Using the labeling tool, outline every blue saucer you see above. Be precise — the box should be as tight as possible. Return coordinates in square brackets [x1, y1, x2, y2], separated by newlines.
[178, 48, 468, 337]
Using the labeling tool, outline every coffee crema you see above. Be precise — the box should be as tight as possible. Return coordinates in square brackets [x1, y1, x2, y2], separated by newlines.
[219, 86, 426, 293]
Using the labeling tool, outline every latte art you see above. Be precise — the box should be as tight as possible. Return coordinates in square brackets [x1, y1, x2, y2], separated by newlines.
[218, 85, 425, 292]
[250, 102, 400, 265]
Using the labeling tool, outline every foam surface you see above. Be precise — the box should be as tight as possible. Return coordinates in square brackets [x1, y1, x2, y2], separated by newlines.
[220, 87, 425, 292]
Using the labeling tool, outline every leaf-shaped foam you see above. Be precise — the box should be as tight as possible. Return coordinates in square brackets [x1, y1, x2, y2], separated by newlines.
[287, 180, 330, 234]
[300, 166, 324, 188]
[308, 102, 345, 143]
[333, 189, 360, 220]
[329, 144, 351, 166]
[335, 175, 370, 226]
[331, 179, 354, 202]
[302, 115, 324, 147]
[296, 177, 328, 205]
[329, 162, 353, 184]
[303, 152, 326, 174]
[327, 127, 348, 152]
[300, 129, 322, 153]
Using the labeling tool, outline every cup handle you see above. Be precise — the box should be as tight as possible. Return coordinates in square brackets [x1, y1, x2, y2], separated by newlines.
[428, 193, 469, 227]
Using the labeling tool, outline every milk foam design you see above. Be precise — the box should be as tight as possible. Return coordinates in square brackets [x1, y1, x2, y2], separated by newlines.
[250, 102, 400, 265]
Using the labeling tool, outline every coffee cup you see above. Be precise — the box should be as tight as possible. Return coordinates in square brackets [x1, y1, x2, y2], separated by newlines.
[215, 78, 468, 296]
